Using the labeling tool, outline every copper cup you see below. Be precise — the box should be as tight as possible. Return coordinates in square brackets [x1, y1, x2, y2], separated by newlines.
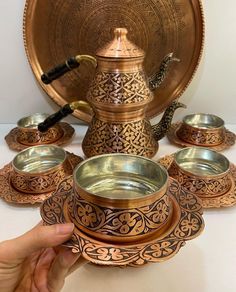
[68, 154, 171, 243]
[11, 145, 73, 194]
[168, 147, 232, 198]
[176, 113, 225, 146]
[17, 113, 63, 146]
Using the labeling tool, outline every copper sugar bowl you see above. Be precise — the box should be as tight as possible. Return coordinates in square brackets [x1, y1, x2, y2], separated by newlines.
[38, 28, 185, 158]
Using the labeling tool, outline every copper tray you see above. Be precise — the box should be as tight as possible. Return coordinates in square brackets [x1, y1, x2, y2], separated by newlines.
[23, 0, 204, 123]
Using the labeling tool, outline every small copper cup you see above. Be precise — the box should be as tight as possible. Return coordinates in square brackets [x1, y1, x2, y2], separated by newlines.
[68, 154, 171, 243]
[17, 113, 63, 146]
[168, 147, 232, 198]
[11, 145, 73, 194]
[176, 113, 225, 146]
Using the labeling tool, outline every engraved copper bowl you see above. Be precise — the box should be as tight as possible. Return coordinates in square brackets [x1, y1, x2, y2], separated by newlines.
[176, 113, 225, 146]
[68, 154, 171, 243]
[17, 113, 63, 146]
[11, 145, 73, 194]
[168, 147, 232, 198]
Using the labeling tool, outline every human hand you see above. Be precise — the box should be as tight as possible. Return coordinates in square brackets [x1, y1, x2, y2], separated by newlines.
[0, 223, 81, 292]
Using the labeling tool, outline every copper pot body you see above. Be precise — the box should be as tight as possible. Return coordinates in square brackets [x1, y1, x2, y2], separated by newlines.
[176, 113, 225, 146]
[82, 57, 158, 158]
[80, 29, 159, 158]
[69, 154, 171, 243]
[168, 147, 232, 198]
[11, 145, 73, 194]
[17, 113, 63, 146]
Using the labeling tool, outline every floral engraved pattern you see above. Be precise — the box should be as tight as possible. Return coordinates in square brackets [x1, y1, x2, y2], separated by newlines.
[87, 71, 152, 104]
[40, 176, 206, 266]
[5, 123, 75, 152]
[167, 123, 236, 152]
[71, 193, 170, 237]
[82, 118, 158, 158]
[112, 213, 137, 234]
[77, 205, 97, 227]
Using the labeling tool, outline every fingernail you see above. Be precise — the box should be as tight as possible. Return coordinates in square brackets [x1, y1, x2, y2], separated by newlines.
[56, 223, 74, 235]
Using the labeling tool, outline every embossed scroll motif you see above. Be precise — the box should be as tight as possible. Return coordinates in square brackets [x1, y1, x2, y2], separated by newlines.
[41, 177, 204, 266]
[70, 194, 170, 237]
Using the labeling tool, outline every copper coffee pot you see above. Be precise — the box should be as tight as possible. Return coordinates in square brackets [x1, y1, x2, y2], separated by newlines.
[39, 28, 185, 158]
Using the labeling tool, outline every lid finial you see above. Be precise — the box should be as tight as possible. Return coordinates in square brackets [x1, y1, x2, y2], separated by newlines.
[96, 27, 144, 58]
[114, 28, 128, 41]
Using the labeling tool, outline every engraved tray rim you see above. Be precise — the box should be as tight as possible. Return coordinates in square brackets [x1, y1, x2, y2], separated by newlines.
[23, 0, 205, 123]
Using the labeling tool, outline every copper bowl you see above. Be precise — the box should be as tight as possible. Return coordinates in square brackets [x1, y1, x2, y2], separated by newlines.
[168, 147, 232, 198]
[11, 145, 73, 194]
[68, 154, 171, 243]
[176, 113, 225, 146]
[17, 113, 63, 145]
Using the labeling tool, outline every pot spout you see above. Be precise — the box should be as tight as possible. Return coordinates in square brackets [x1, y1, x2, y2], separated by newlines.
[152, 100, 186, 141]
[149, 53, 180, 91]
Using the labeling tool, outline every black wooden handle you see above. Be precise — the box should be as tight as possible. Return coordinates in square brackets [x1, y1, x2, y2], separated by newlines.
[41, 57, 79, 84]
[38, 104, 74, 132]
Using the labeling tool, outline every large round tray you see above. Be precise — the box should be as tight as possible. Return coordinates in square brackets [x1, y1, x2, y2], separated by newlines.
[23, 0, 204, 123]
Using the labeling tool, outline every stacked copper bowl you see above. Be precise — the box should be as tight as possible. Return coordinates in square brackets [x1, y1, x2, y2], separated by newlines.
[168, 113, 235, 151]
[41, 153, 204, 267]
[5, 113, 75, 151]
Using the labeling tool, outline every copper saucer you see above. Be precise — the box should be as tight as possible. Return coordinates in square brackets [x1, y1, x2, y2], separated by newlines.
[0, 152, 82, 205]
[167, 122, 236, 151]
[158, 155, 236, 209]
[5, 122, 75, 152]
[41, 177, 204, 267]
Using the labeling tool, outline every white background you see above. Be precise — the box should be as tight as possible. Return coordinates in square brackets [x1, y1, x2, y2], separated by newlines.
[0, 1, 236, 292]
[0, 0, 236, 124]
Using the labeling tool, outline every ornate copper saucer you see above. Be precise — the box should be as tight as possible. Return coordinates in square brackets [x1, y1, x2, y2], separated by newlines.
[167, 123, 236, 151]
[5, 122, 75, 152]
[0, 152, 82, 205]
[23, 0, 204, 123]
[158, 155, 236, 209]
[41, 177, 204, 267]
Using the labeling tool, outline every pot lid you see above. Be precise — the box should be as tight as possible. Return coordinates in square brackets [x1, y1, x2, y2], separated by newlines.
[96, 28, 144, 58]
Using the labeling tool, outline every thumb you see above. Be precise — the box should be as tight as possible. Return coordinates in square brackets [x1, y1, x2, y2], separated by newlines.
[0, 223, 74, 261]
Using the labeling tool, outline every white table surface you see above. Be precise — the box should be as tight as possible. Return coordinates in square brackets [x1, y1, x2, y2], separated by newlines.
[0, 124, 236, 292]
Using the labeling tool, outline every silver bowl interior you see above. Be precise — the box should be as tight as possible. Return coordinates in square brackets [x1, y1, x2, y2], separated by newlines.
[74, 154, 168, 200]
[174, 147, 230, 176]
[17, 113, 49, 129]
[12, 145, 66, 173]
[183, 113, 224, 129]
